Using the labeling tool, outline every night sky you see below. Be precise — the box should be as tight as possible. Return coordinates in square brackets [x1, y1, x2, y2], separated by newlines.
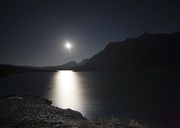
[0, 0, 180, 66]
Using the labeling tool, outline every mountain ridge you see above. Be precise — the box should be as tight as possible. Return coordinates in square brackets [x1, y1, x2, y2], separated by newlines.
[1, 31, 180, 75]
[75, 31, 180, 74]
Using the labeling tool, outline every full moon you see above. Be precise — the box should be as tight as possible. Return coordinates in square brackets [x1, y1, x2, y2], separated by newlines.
[65, 41, 72, 50]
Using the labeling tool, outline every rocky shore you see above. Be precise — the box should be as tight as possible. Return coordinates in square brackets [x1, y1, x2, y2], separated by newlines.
[0, 96, 157, 128]
[0, 96, 95, 128]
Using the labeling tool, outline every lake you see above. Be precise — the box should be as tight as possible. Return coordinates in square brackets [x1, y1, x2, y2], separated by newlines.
[0, 70, 179, 125]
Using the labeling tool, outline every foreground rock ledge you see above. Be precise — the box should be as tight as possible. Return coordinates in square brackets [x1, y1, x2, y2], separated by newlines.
[0, 96, 95, 128]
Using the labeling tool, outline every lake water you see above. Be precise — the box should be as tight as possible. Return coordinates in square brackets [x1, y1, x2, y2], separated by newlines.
[0, 70, 179, 125]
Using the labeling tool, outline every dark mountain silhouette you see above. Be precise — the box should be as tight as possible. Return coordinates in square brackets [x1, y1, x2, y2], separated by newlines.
[77, 59, 89, 66]
[0, 61, 78, 76]
[43, 61, 78, 70]
[1, 32, 180, 76]
[0, 64, 49, 77]
[0, 61, 76, 76]
[76, 32, 180, 74]
[43, 59, 89, 70]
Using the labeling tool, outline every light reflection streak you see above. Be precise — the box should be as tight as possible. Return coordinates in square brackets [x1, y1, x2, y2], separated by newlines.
[48, 70, 86, 115]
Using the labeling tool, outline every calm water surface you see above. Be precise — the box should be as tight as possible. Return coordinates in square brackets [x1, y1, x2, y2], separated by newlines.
[0, 70, 179, 124]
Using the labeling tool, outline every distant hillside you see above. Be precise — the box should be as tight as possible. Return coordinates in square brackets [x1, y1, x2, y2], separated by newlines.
[43, 59, 89, 70]
[0, 60, 88, 76]
[77, 59, 89, 66]
[76, 32, 180, 74]
[0, 64, 51, 77]
[43, 61, 78, 70]
[0, 61, 77, 76]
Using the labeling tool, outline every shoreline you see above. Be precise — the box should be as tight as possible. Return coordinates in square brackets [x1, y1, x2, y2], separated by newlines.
[0, 95, 94, 128]
[0, 95, 159, 128]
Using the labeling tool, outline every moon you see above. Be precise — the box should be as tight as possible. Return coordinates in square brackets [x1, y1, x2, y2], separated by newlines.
[65, 41, 72, 50]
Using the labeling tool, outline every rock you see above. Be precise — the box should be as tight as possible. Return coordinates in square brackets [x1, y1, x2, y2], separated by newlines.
[0, 96, 95, 128]
[7, 96, 23, 100]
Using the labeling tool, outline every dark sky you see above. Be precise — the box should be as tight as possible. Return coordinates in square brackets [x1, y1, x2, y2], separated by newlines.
[0, 0, 180, 66]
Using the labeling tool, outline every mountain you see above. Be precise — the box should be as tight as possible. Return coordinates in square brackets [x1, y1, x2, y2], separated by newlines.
[76, 32, 180, 74]
[77, 59, 89, 66]
[0, 61, 79, 76]
[0, 64, 51, 77]
[58, 61, 78, 69]
[42, 59, 90, 70]
[1, 32, 180, 75]
[43, 61, 78, 70]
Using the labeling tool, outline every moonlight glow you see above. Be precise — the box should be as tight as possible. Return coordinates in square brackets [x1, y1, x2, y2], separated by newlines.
[65, 41, 72, 50]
